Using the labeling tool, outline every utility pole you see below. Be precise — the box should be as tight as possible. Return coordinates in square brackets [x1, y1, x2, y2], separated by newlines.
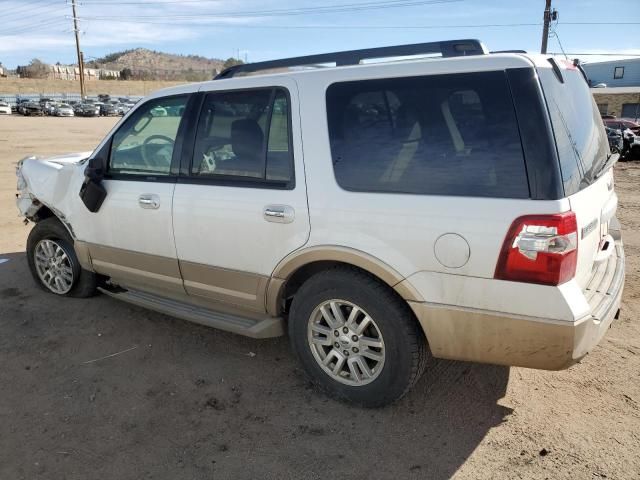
[540, 0, 552, 54]
[71, 0, 85, 98]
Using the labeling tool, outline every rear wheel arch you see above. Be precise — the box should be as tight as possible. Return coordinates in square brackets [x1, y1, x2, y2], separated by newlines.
[266, 246, 424, 316]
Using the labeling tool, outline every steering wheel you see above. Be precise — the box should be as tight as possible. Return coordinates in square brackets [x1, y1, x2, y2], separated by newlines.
[141, 134, 175, 168]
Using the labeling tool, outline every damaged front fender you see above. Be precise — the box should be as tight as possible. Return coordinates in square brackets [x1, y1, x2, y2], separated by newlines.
[15, 152, 92, 230]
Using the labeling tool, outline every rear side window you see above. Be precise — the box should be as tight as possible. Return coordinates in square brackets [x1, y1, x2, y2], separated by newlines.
[191, 87, 293, 186]
[326, 71, 529, 198]
[538, 68, 609, 195]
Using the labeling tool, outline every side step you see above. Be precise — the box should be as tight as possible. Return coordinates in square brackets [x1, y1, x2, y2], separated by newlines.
[98, 287, 285, 338]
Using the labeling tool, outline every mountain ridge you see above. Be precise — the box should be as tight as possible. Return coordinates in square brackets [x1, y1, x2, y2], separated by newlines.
[86, 48, 228, 81]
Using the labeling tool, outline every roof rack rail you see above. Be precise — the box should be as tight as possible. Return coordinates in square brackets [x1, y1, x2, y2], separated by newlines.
[490, 49, 527, 54]
[214, 39, 488, 80]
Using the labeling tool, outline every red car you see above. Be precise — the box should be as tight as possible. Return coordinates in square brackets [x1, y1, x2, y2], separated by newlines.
[603, 118, 640, 135]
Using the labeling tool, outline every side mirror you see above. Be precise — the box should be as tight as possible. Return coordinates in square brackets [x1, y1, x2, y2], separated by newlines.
[79, 157, 107, 213]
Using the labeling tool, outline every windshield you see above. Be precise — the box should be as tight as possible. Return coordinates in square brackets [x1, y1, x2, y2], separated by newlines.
[538, 66, 610, 195]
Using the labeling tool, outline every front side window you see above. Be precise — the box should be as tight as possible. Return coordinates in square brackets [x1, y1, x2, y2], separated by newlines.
[191, 87, 293, 185]
[326, 71, 529, 198]
[109, 96, 188, 176]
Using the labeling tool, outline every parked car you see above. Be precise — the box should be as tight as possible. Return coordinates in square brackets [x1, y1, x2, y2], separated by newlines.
[22, 102, 44, 116]
[0, 101, 11, 115]
[628, 135, 640, 159]
[15, 41, 624, 407]
[17, 99, 30, 115]
[114, 103, 129, 115]
[603, 118, 640, 135]
[606, 127, 624, 154]
[44, 102, 59, 116]
[55, 104, 74, 117]
[75, 103, 99, 117]
[99, 103, 118, 116]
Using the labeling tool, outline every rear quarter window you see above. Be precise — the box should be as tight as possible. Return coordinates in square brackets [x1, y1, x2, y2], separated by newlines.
[326, 71, 529, 198]
[538, 67, 610, 195]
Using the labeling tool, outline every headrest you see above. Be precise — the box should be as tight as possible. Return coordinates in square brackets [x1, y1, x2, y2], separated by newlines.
[231, 118, 264, 160]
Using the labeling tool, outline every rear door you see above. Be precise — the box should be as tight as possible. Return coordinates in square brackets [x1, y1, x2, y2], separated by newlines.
[538, 64, 617, 289]
[172, 79, 309, 312]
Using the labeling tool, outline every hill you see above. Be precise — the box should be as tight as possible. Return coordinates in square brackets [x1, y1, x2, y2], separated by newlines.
[86, 48, 228, 81]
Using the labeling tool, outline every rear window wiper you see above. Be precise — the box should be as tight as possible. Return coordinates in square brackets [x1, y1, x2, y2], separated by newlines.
[595, 152, 619, 179]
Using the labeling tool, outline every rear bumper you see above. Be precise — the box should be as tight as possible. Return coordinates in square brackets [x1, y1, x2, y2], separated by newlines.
[409, 240, 625, 370]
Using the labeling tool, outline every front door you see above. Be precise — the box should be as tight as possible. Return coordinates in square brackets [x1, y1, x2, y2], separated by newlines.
[172, 80, 309, 312]
[79, 94, 191, 295]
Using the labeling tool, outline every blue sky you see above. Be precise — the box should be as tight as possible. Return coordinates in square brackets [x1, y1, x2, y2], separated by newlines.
[0, 0, 638, 68]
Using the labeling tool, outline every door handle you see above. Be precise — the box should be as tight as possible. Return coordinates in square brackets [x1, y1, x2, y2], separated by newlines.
[264, 205, 294, 224]
[138, 194, 160, 209]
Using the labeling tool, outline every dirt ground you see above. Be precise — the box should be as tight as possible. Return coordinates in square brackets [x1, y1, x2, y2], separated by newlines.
[0, 77, 185, 97]
[0, 116, 638, 480]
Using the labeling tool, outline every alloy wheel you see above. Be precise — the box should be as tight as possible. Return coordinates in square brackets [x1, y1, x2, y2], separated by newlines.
[307, 299, 385, 386]
[33, 239, 74, 294]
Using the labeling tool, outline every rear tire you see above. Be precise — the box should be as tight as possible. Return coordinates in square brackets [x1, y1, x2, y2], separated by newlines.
[26, 217, 97, 298]
[289, 267, 429, 407]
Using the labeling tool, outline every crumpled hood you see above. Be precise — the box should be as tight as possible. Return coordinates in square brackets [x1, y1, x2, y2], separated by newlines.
[32, 151, 93, 165]
[16, 151, 92, 222]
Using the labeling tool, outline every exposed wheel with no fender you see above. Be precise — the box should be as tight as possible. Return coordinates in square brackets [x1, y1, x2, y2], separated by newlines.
[26, 217, 98, 298]
[289, 266, 429, 407]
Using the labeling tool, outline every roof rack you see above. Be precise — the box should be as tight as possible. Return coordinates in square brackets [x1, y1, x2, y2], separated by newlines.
[214, 39, 488, 80]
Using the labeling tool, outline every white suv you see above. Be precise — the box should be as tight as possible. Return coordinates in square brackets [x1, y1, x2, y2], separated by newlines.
[16, 40, 624, 407]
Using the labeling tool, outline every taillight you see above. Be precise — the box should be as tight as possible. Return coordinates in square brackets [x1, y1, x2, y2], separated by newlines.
[495, 212, 578, 286]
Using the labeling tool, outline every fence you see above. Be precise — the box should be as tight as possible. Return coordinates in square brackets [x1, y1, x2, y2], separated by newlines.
[0, 93, 143, 107]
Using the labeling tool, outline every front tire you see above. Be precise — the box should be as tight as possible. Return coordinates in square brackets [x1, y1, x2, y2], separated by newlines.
[26, 217, 97, 298]
[289, 267, 429, 407]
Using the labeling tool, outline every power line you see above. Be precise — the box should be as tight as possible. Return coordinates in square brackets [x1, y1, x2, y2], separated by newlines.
[82, 0, 252, 3]
[82, 0, 463, 19]
[75, 18, 640, 29]
[0, 18, 68, 36]
[1, 0, 63, 21]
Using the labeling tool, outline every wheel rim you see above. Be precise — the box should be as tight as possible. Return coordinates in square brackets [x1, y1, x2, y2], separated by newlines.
[307, 299, 385, 386]
[34, 239, 74, 294]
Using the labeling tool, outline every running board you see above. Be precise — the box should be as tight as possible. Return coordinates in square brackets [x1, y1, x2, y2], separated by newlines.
[98, 287, 285, 338]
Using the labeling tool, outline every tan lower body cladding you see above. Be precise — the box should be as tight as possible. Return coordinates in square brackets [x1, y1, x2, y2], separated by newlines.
[78, 242, 270, 312]
[408, 301, 618, 370]
[179, 261, 268, 312]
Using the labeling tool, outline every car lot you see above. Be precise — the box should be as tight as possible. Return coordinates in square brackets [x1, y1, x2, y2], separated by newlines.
[0, 116, 639, 479]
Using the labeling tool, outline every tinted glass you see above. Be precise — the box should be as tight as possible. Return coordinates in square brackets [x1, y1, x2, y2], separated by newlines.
[192, 88, 293, 184]
[110, 96, 187, 175]
[326, 71, 529, 198]
[538, 68, 610, 194]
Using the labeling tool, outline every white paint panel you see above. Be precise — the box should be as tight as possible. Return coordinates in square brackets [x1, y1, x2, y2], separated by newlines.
[402, 272, 589, 322]
[75, 179, 178, 259]
[296, 66, 571, 280]
[172, 77, 310, 276]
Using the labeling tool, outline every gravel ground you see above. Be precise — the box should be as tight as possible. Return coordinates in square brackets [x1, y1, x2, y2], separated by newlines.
[0, 116, 638, 479]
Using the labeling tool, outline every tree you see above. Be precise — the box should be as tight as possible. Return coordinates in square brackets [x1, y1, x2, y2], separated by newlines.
[22, 58, 49, 79]
[120, 67, 133, 80]
[223, 57, 244, 69]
